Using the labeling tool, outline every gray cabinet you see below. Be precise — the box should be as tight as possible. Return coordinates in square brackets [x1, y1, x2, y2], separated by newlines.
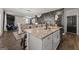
[29, 35, 42, 50]
[28, 30, 60, 50]
[42, 35, 52, 50]
[52, 30, 60, 49]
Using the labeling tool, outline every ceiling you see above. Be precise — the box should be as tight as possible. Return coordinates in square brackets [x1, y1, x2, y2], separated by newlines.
[4, 8, 60, 17]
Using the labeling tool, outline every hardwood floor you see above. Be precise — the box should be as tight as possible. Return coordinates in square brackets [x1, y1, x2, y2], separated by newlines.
[58, 32, 79, 50]
[0, 31, 79, 50]
[0, 31, 22, 50]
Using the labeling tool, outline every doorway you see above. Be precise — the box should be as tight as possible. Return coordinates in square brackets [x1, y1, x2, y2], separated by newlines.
[6, 14, 15, 31]
[7, 14, 15, 25]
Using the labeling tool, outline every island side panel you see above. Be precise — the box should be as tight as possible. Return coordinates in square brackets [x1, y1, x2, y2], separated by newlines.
[42, 30, 60, 50]
[29, 34, 42, 50]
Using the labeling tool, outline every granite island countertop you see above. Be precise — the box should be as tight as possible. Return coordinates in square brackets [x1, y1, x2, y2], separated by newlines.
[24, 26, 62, 39]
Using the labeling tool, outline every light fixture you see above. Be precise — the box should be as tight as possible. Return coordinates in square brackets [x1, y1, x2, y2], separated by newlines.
[54, 15, 59, 26]
[26, 10, 32, 12]
[55, 15, 58, 21]
[37, 14, 41, 17]
[35, 23, 38, 25]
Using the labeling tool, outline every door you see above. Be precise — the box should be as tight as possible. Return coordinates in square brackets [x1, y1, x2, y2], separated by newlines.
[67, 15, 77, 33]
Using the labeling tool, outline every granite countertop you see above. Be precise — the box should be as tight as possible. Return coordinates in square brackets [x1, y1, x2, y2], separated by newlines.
[24, 26, 62, 39]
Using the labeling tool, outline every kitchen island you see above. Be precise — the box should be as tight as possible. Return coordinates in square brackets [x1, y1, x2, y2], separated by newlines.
[24, 26, 62, 50]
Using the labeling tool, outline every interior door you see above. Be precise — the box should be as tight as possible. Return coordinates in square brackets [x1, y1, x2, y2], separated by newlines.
[67, 15, 77, 33]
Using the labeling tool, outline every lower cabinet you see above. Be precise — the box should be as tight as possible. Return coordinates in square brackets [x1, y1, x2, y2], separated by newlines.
[42, 35, 52, 50]
[29, 35, 42, 50]
[52, 30, 60, 49]
[28, 30, 60, 50]
[43, 30, 60, 50]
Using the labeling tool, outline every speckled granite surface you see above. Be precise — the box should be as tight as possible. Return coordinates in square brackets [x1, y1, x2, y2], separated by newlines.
[24, 26, 62, 39]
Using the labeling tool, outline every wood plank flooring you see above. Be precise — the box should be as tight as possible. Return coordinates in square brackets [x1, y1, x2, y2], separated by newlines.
[0, 31, 22, 50]
[0, 32, 79, 50]
[58, 32, 79, 50]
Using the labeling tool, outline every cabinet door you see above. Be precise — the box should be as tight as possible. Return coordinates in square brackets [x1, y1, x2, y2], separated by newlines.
[29, 35, 42, 50]
[52, 30, 60, 50]
[43, 35, 52, 50]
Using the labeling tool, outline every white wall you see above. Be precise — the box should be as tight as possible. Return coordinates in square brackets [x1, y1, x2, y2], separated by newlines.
[0, 8, 3, 36]
[4, 11, 26, 31]
[15, 16, 26, 25]
[4, 13, 7, 31]
[77, 9, 79, 35]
